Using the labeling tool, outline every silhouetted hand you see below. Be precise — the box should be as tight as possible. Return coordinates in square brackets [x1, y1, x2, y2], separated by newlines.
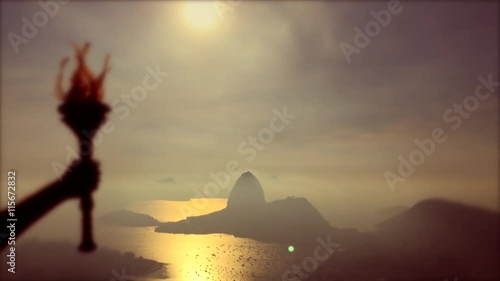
[59, 159, 100, 199]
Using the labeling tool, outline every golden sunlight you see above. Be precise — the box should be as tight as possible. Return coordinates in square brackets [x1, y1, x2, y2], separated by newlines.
[183, 1, 219, 30]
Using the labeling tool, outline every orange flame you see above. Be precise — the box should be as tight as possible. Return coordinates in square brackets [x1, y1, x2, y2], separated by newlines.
[55, 43, 110, 102]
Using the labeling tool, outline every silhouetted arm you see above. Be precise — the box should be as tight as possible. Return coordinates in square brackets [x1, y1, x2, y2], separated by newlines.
[0, 159, 99, 251]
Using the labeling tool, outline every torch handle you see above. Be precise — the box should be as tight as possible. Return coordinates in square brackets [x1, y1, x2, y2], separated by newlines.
[78, 138, 97, 252]
[79, 193, 96, 252]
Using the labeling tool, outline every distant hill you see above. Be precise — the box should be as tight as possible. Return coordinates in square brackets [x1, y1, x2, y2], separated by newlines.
[375, 205, 409, 219]
[375, 199, 498, 259]
[155, 172, 332, 245]
[309, 198, 499, 281]
[0, 239, 166, 281]
[99, 209, 160, 227]
[226, 171, 266, 210]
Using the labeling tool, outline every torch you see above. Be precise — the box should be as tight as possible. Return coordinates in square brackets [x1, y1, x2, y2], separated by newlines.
[56, 43, 110, 252]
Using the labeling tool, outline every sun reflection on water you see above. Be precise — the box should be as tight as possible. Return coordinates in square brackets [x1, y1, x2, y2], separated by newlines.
[84, 199, 310, 280]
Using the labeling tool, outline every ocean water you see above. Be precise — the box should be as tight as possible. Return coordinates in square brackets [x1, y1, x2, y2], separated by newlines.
[98, 226, 299, 281]
[98, 200, 313, 281]
[20, 199, 318, 281]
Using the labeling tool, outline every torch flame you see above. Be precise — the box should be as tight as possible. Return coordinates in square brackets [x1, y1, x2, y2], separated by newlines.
[55, 43, 110, 102]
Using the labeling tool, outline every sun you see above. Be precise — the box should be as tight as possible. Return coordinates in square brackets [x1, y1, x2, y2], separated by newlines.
[183, 1, 219, 30]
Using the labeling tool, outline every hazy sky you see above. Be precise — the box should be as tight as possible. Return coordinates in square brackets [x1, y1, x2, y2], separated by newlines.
[1, 1, 498, 228]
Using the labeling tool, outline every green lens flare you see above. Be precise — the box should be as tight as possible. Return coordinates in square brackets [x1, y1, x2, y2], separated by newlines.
[288, 245, 295, 252]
